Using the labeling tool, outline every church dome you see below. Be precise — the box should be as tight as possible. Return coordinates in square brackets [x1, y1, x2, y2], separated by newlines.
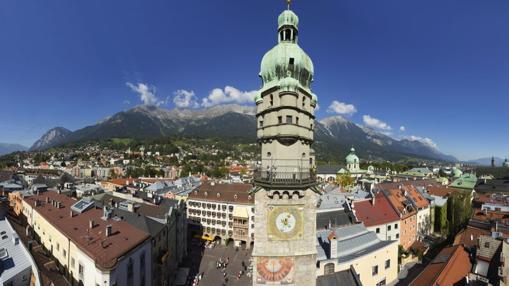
[260, 42, 314, 89]
[278, 10, 299, 30]
[346, 147, 359, 164]
[452, 167, 463, 178]
[279, 76, 300, 92]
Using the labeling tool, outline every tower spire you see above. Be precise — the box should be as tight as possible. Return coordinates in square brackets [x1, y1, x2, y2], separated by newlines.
[286, 0, 292, 10]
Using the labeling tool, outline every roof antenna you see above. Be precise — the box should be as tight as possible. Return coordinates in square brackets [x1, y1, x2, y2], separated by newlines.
[286, 0, 292, 10]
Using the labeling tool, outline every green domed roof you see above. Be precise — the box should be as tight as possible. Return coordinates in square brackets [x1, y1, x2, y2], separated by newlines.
[279, 76, 300, 92]
[254, 91, 263, 104]
[346, 147, 359, 164]
[260, 42, 314, 89]
[278, 10, 299, 30]
[452, 167, 463, 178]
[311, 92, 318, 106]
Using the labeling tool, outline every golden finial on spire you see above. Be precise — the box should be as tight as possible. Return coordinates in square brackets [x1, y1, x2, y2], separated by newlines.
[286, 0, 292, 10]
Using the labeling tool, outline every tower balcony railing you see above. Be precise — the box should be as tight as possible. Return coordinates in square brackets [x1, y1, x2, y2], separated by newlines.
[253, 159, 316, 189]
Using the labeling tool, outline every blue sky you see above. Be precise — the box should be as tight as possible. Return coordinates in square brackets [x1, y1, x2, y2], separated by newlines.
[0, 0, 508, 160]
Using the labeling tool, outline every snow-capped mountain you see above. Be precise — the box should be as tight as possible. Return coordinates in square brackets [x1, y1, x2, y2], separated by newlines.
[29, 105, 456, 162]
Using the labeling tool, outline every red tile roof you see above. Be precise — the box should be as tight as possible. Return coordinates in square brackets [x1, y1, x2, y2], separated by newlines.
[24, 191, 150, 270]
[188, 182, 254, 205]
[405, 185, 430, 209]
[454, 225, 491, 248]
[383, 187, 417, 219]
[352, 193, 400, 227]
[410, 245, 472, 286]
[106, 178, 137, 186]
[426, 186, 459, 197]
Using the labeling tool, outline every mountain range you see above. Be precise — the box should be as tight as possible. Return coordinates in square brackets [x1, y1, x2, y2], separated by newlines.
[28, 104, 457, 162]
[0, 143, 28, 155]
[466, 157, 507, 166]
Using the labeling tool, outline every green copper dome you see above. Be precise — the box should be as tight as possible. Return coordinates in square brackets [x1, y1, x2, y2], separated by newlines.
[452, 167, 463, 178]
[279, 76, 300, 92]
[346, 147, 359, 164]
[311, 92, 318, 106]
[278, 10, 299, 30]
[260, 42, 314, 89]
[254, 91, 263, 104]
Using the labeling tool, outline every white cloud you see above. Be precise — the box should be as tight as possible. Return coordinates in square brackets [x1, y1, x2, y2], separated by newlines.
[126, 82, 160, 106]
[327, 100, 357, 115]
[173, 89, 199, 108]
[201, 86, 257, 107]
[315, 103, 320, 111]
[362, 115, 392, 131]
[404, 135, 438, 149]
[123, 100, 131, 105]
[400, 126, 406, 132]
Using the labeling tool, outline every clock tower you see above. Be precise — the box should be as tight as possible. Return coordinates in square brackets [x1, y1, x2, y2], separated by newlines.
[252, 2, 320, 285]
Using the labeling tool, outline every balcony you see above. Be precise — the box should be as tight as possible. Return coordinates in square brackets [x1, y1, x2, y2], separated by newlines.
[254, 164, 317, 189]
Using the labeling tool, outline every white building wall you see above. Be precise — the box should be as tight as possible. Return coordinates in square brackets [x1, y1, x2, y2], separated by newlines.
[22, 199, 152, 286]
[366, 221, 400, 244]
[317, 241, 399, 286]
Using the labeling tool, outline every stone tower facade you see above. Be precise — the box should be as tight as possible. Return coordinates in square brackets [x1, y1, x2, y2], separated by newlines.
[252, 6, 319, 286]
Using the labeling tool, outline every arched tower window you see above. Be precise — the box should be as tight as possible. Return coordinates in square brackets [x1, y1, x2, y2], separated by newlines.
[279, 27, 297, 43]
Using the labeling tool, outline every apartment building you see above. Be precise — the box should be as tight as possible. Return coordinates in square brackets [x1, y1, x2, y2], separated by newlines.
[93, 193, 188, 286]
[380, 185, 418, 250]
[22, 191, 152, 286]
[316, 223, 399, 286]
[187, 182, 254, 248]
[352, 192, 401, 243]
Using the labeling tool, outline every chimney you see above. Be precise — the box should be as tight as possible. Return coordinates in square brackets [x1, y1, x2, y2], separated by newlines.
[329, 231, 338, 259]
[12, 234, 19, 245]
[105, 225, 112, 237]
[89, 219, 95, 229]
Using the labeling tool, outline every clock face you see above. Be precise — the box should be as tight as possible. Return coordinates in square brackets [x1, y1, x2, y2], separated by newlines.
[275, 212, 296, 233]
[256, 257, 294, 284]
[267, 205, 303, 240]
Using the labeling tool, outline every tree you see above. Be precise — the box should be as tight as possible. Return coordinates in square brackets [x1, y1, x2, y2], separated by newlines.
[434, 204, 449, 237]
[448, 191, 473, 236]
[336, 172, 354, 188]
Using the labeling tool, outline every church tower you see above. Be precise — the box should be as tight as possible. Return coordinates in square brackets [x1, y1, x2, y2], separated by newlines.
[252, 2, 320, 285]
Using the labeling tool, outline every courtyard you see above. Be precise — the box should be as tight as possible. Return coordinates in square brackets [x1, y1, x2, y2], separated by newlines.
[182, 237, 253, 286]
